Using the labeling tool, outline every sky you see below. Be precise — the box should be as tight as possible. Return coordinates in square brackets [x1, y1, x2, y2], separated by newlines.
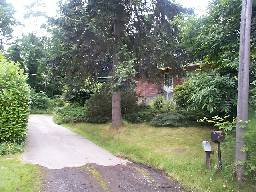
[176, 0, 210, 15]
[6, 0, 210, 39]
[6, 0, 59, 38]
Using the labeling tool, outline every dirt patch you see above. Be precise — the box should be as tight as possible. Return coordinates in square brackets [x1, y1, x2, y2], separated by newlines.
[42, 163, 186, 192]
[41, 167, 103, 192]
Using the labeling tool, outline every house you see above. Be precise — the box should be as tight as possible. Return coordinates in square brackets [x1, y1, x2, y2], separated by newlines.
[135, 64, 200, 104]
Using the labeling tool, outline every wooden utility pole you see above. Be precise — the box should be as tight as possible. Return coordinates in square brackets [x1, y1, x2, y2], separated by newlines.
[112, 16, 122, 129]
[236, 0, 253, 182]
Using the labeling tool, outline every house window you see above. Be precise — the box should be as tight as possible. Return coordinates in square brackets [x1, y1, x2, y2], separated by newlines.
[164, 73, 173, 87]
[163, 73, 173, 100]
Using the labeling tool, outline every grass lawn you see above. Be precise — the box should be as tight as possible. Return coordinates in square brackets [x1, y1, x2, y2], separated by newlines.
[65, 122, 255, 192]
[0, 155, 41, 192]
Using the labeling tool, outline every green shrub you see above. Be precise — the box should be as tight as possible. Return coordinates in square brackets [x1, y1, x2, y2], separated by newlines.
[174, 71, 237, 119]
[63, 88, 91, 105]
[173, 82, 192, 109]
[0, 55, 30, 144]
[30, 89, 50, 113]
[250, 80, 256, 109]
[121, 90, 139, 115]
[124, 105, 154, 123]
[54, 104, 87, 124]
[150, 96, 176, 113]
[48, 96, 66, 111]
[245, 112, 256, 181]
[125, 96, 177, 123]
[85, 85, 112, 123]
[150, 112, 187, 127]
[150, 96, 165, 111]
[0, 143, 23, 155]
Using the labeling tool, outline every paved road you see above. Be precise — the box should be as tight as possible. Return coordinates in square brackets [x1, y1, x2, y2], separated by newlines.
[22, 115, 126, 169]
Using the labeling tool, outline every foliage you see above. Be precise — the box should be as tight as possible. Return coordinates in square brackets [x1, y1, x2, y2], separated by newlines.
[85, 85, 139, 123]
[47, 0, 189, 95]
[0, 0, 15, 49]
[174, 71, 237, 119]
[125, 96, 177, 124]
[173, 82, 192, 109]
[54, 104, 87, 124]
[112, 45, 136, 90]
[178, 0, 256, 84]
[0, 143, 23, 155]
[61, 78, 102, 105]
[85, 85, 112, 123]
[8, 34, 62, 97]
[0, 55, 30, 144]
[124, 105, 154, 123]
[6, 44, 23, 65]
[48, 96, 66, 109]
[150, 112, 187, 127]
[62, 88, 92, 105]
[150, 96, 176, 113]
[199, 116, 236, 134]
[121, 90, 139, 115]
[30, 89, 50, 113]
[179, 0, 255, 66]
[55, 84, 140, 124]
[244, 112, 256, 181]
[250, 80, 256, 109]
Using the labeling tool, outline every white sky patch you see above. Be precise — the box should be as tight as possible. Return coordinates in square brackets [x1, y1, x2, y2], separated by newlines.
[7, 0, 59, 39]
[7, 0, 210, 40]
[176, 0, 210, 16]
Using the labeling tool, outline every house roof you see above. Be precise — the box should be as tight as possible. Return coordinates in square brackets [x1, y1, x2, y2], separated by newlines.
[159, 63, 201, 73]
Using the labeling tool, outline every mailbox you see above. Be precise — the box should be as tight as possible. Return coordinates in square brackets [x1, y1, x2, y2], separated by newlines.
[211, 131, 225, 143]
[202, 140, 212, 152]
[211, 130, 224, 170]
[202, 140, 212, 169]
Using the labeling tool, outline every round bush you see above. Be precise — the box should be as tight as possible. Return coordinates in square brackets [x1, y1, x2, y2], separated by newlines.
[54, 104, 87, 124]
[0, 55, 30, 144]
[30, 89, 50, 113]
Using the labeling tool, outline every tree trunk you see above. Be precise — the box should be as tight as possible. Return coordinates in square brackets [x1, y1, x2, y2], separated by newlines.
[112, 91, 122, 129]
[236, 0, 253, 182]
[111, 16, 122, 129]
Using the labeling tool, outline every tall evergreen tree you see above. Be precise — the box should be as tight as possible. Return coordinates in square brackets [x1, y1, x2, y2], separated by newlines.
[49, 0, 188, 128]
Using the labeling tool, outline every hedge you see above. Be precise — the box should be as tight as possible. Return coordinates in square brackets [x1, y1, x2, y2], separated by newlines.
[0, 55, 30, 144]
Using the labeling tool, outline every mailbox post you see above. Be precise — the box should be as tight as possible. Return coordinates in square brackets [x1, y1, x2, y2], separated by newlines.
[211, 131, 225, 170]
[202, 140, 212, 169]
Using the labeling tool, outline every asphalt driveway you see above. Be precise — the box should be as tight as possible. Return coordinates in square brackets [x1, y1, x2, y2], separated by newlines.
[22, 115, 126, 169]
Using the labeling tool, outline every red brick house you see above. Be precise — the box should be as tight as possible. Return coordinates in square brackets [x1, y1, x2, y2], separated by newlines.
[135, 64, 200, 104]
